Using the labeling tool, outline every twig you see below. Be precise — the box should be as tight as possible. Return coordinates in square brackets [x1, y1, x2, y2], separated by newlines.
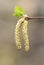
[25, 16, 44, 20]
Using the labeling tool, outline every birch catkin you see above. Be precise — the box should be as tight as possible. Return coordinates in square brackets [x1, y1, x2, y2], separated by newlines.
[15, 17, 29, 52]
[22, 20, 29, 52]
[15, 18, 24, 49]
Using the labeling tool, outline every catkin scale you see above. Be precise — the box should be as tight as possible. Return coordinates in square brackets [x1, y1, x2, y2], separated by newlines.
[15, 18, 24, 49]
[22, 20, 29, 52]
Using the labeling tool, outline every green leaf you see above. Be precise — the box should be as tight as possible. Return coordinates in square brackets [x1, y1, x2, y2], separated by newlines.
[13, 6, 25, 17]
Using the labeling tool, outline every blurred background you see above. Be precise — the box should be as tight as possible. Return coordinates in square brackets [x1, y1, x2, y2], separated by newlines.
[0, 0, 44, 65]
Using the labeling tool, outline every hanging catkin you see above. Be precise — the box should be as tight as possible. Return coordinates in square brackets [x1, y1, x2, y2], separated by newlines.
[15, 16, 29, 52]
[22, 20, 29, 52]
[15, 18, 24, 49]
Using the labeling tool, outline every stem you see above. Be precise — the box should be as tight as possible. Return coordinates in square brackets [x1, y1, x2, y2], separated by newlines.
[25, 16, 44, 21]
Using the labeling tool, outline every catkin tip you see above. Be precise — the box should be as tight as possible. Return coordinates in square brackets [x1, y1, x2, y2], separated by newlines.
[25, 46, 29, 52]
[16, 45, 21, 50]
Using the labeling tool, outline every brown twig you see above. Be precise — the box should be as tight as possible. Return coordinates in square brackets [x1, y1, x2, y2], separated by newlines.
[25, 16, 44, 20]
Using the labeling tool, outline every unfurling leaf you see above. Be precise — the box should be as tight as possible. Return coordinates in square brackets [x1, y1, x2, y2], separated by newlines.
[13, 6, 25, 17]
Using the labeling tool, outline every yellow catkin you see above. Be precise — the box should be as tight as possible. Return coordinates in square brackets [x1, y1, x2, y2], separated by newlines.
[22, 20, 29, 52]
[15, 18, 24, 49]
